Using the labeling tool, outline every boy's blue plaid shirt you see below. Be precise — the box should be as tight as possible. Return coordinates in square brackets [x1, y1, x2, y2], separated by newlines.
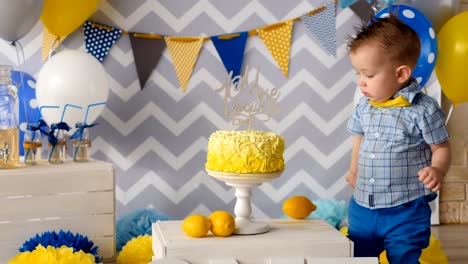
[347, 80, 449, 209]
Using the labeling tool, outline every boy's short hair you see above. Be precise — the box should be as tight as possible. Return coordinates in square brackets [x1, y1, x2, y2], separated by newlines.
[348, 16, 421, 69]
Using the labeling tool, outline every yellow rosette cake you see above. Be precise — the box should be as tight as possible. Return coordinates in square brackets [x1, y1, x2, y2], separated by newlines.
[205, 130, 285, 174]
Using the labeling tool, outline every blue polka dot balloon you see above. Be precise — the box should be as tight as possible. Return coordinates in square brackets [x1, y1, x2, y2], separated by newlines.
[375, 5, 437, 88]
[11, 71, 41, 156]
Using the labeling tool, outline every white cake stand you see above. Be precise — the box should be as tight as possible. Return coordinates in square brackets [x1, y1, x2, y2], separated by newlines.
[206, 169, 282, 235]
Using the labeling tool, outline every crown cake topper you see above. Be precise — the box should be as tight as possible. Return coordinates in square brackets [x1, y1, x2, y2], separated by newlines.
[216, 66, 281, 129]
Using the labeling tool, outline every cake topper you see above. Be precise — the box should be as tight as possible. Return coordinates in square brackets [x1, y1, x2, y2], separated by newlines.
[216, 66, 281, 129]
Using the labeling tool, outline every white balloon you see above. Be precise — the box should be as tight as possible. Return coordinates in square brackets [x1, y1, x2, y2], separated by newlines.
[36, 50, 109, 132]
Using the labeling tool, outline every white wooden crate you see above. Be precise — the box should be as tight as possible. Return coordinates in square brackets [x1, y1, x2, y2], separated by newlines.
[0, 161, 115, 263]
[151, 258, 378, 264]
[152, 219, 368, 264]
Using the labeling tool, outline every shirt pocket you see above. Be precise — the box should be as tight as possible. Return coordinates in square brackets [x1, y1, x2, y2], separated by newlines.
[379, 112, 415, 145]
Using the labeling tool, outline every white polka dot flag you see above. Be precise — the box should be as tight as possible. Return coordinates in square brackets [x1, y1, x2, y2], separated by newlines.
[42, 27, 66, 62]
[165, 37, 204, 92]
[83, 21, 122, 62]
[301, 1, 337, 57]
[257, 20, 293, 78]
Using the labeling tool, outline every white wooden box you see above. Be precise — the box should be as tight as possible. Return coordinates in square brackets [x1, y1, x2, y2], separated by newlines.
[0, 161, 115, 263]
[152, 219, 363, 264]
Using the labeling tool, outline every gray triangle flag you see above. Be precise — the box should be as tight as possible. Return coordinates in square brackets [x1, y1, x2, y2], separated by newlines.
[301, 1, 337, 57]
[349, 0, 374, 23]
[129, 33, 166, 89]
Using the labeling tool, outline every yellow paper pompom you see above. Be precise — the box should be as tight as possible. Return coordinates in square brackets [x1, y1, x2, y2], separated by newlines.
[58, 248, 96, 264]
[339, 227, 447, 264]
[379, 234, 448, 264]
[117, 235, 153, 264]
[8, 245, 99, 264]
[420, 234, 449, 264]
[339, 226, 348, 236]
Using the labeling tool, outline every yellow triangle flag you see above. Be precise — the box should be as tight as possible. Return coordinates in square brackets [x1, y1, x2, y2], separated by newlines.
[42, 28, 66, 62]
[258, 20, 293, 78]
[164, 36, 204, 92]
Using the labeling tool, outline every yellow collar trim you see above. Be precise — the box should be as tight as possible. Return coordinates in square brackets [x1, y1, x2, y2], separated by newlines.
[369, 96, 411, 108]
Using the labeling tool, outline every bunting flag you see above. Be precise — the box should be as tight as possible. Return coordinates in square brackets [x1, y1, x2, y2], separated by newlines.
[83, 21, 122, 62]
[129, 33, 166, 89]
[339, 0, 359, 9]
[42, 28, 66, 61]
[71, 2, 336, 92]
[349, 0, 374, 22]
[164, 37, 204, 92]
[211, 31, 248, 79]
[301, 1, 337, 57]
[257, 20, 293, 78]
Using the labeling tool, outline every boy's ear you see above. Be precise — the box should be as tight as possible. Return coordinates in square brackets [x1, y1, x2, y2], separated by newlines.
[395, 65, 412, 84]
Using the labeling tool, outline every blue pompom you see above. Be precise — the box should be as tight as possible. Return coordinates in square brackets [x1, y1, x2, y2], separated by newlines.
[19, 230, 100, 262]
[116, 208, 170, 252]
[307, 199, 347, 229]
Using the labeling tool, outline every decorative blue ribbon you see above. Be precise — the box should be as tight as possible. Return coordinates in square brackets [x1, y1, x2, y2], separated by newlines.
[27, 119, 49, 136]
[70, 123, 97, 140]
[48, 122, 70, 146]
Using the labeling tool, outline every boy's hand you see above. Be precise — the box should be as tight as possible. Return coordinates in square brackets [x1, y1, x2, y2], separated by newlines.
[346, 172, 356, 188]
[418, 166, 444, 192]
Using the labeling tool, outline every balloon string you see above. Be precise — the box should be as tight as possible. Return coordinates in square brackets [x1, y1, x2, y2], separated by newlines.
[445, 103, 454, 126]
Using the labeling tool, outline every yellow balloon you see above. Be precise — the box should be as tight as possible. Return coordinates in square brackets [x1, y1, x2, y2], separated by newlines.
[40, 0, 99, 37]
[435, 11, 468, 106]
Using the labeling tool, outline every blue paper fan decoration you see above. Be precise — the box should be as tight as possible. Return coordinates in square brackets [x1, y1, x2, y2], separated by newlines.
[19, 230, 101, 262]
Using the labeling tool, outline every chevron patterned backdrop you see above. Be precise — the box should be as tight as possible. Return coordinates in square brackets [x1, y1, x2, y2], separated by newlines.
[0, 0, 441, 220]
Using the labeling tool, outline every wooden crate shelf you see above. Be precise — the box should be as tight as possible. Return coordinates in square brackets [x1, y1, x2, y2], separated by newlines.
[0, 161, 115, 263]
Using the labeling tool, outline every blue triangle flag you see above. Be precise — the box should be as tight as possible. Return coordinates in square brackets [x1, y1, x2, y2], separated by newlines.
[211, 31, 248, 78]
[301, 1, 337, 57]
[84, 21, 122, 62]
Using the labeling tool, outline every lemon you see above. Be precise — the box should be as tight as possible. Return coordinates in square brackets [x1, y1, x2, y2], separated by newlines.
[181, 214, 212, 238]
[282, 196, 317, 219]
[208, 210, 236, 237]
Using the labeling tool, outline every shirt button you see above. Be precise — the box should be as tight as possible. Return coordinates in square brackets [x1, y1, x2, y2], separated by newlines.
[369, 153, 375, 159]
[369, 178, 375, 184]
[374, 132, 380, 138]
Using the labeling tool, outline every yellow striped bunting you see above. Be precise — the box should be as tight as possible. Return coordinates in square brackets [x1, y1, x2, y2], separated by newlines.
[164, 36, 204, 92]
[41, 28, 66, 62]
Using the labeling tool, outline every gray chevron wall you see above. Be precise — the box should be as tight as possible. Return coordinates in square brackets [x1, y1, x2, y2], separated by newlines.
[0, 0, 441, 221]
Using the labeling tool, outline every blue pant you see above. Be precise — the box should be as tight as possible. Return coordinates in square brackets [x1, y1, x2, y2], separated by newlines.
[348, 196, 431, 264]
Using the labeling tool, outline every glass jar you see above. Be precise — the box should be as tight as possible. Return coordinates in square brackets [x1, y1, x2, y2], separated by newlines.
[0, 65, 19, 169]
[23, 123, 43, 165]
[48, 130, 66, 164]
[72, 123, 91, 162]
